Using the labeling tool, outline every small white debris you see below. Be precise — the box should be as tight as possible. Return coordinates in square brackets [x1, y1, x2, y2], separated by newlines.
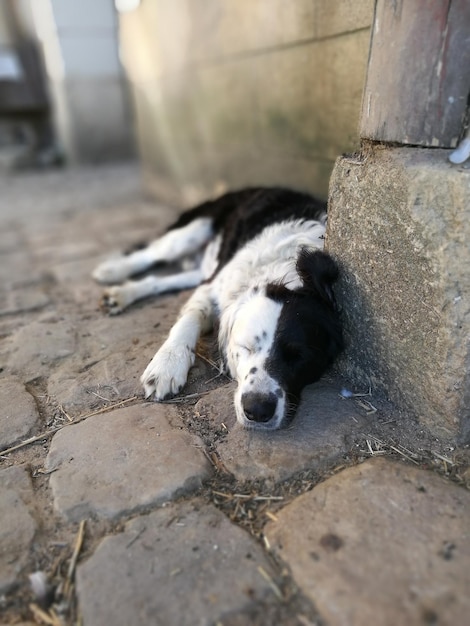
[340, 388, 354, 399]
[449, 136, 470, 164]
[29, 571, 51, 604]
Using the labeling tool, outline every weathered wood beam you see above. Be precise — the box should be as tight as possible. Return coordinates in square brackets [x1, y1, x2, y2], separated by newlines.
[360, 0, 470, 147]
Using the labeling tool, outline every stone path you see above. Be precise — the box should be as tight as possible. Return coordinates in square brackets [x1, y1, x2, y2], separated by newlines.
[0, 163, 469, 626]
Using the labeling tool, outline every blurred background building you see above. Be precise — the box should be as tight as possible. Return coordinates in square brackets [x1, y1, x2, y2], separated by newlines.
[0, 0, 372, 200]
[0, 0, 134, 167]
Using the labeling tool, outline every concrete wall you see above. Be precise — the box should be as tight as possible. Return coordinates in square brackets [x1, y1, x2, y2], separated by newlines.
[119, 0, 374, 204]
[33, 0, 134, 163]
[328, 146, 470, 443]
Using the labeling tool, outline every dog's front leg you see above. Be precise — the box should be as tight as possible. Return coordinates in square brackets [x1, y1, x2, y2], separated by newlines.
[141, 284, 214, 400]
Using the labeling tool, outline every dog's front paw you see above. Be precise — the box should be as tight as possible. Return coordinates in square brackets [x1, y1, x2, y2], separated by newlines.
[92, 257, 131, 284]
[141, 343, 195, 400]
[100, 285, 132, 315]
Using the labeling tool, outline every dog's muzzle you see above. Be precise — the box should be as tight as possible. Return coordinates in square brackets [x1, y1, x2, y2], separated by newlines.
[241, 391, 278, 424]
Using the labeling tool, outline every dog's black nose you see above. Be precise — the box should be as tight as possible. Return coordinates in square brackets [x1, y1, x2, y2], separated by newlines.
[241, 392, 277, 423]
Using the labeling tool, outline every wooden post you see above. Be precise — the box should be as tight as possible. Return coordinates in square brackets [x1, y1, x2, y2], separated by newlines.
[360, 0, 470, 148]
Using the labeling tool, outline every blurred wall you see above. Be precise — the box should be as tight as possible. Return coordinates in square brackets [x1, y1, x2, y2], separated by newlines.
[119, 0, 374, 204]
[33, 0, 134, 163]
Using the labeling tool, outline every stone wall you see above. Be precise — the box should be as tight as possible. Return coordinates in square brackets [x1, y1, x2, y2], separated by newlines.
[119, 0, 374, 204]
[328, 145, 470, 442]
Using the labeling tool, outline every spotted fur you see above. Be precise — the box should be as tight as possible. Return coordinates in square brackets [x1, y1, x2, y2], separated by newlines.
[93, 187, 343, 430]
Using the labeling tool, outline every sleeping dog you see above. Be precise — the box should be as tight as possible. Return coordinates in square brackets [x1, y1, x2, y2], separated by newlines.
[93, 187, 343, 430]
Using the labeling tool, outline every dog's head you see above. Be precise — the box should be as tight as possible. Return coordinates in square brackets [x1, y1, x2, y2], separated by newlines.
[221, 249, 343, 430]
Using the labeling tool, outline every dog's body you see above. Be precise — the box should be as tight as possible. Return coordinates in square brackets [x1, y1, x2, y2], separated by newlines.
[93, 187, 343, 430]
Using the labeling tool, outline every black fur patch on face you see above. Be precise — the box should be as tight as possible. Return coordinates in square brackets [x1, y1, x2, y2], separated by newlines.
[265, 250, 343, 413]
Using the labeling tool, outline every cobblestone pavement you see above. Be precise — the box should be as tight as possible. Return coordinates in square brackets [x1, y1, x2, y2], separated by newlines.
[0, 163, 469, 626]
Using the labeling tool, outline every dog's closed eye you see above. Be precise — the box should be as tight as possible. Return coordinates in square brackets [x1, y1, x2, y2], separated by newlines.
[237, 344, 255, 355]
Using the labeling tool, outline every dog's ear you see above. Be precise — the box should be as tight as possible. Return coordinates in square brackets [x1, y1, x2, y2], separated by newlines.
[296, 248, 340, 309]
[265, 281, 292, 302]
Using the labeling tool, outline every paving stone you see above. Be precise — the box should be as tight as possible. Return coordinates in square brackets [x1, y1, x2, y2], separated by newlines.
[0, 286, 50, 316]
[48, 351, 144, 413]
[35, 238, 100, 265]
[78, 294, 185, 355]
[0, 224, 23, 254]
[0, 465, 37, 593]
[5, 315, 76, 378]
[265, 457, 470, 626]
[0, 379, 40, 449]
[0, 163, 142, 220]
[76, 499, 277, 626]
[0, 316, 28, 342]
[196, 380, 371, 481]
[50, 259, 102, 303]
[47, 307, 183, 413]
[0, 252, 41, 286]
[46, 404, 212, 521]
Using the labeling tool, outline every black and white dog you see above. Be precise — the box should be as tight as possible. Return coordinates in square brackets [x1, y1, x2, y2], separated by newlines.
[93, 187, 343, 430]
